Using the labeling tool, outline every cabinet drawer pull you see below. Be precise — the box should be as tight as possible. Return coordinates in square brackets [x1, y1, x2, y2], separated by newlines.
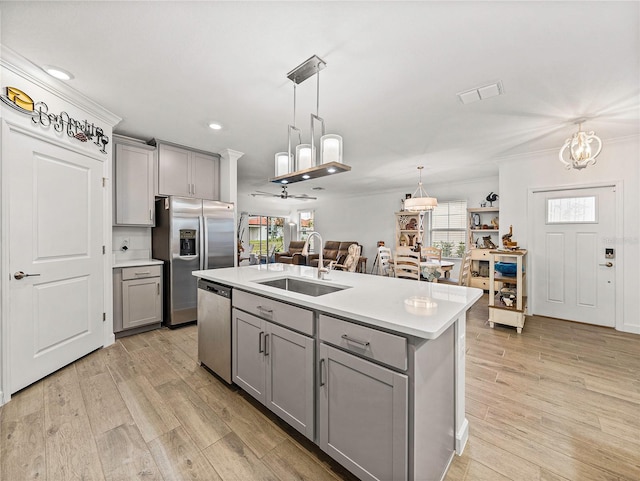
[258, 331, 264, 353]
[264, 334, 269, 356]
[319, 358, 326, 386]
[256, 305, 273, 315]
[134, 271, 151, 276]
[341, 334, 370, 347]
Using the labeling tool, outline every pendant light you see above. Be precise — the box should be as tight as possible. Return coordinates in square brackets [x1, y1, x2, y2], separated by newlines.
[271, 55, 351, 184]
[559, 120, 603, 170]
[404, 166, 437, 211]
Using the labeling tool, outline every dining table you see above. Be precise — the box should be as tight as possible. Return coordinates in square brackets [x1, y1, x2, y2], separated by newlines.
[389, 259, 455, 282]
[421, 259, 455, 281]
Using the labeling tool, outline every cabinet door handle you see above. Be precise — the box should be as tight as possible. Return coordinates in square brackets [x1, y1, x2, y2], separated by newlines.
[157, 282, 160, 295]
[341, 334, 370, 347]
[258, 331, 264, 353]
[192, 183, 196, 195]
[149, 209, 153, 220]
[264, 334, 269, 356]
[319, 358, 326, 386]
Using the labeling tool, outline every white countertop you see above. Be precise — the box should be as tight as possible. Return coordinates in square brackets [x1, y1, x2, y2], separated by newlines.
[193, 264, 482, 339]
[113, 259, 164, 268]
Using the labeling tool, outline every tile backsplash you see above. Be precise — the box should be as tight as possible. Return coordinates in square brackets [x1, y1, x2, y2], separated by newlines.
[113, 226, 152, 263]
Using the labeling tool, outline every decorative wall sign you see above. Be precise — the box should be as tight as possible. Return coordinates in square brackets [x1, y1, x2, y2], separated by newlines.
[1, 86, 109, 154]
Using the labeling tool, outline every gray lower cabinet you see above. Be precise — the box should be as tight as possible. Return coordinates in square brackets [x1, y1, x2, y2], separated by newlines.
[319, 342, 408, 481]
[114, 265, 163, 336]
[232, 308, 314, 440]
[229, 290, 455, 481]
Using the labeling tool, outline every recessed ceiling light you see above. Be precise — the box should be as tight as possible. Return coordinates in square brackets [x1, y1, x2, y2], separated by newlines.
[327, 167, 337, 173]
[43, 66, 74, 81]
[208, 122, 223, 130]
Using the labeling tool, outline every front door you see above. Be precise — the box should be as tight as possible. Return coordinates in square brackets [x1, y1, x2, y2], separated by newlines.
[6, 122, 105, 393]
[532, 186, 616, 326]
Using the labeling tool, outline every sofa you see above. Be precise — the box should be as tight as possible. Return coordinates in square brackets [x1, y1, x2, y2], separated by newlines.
[274, 240, 307, 265]
[308, 241, 361, 268]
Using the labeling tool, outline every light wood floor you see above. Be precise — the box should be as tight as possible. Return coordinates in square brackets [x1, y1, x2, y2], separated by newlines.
[1, 297, 639, 481]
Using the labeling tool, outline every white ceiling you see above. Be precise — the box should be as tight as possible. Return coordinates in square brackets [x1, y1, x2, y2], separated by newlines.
[1, 1, 638, 201]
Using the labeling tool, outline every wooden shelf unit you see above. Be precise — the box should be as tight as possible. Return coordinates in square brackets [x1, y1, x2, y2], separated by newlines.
[467, 207, 500, 290]
[395, 211, 426, 249]
[488, 249, 527, 333]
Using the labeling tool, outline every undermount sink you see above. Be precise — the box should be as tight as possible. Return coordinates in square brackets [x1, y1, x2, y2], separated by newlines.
[257, 277, 350, 297]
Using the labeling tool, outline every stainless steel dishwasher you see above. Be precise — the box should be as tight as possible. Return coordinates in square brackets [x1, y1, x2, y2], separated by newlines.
[197, 279, 232, 383]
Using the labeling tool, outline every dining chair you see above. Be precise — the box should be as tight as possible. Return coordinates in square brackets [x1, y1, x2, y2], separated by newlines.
[421, 246, 442, 263]
[394, 246, 421, 280]
[439, 250, 472, 286]
[329, 244, 362, 272]
[377, 246, 394, 276]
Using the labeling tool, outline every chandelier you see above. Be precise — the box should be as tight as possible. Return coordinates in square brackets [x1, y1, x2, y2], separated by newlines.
[272, 55, 351, 184]
[559, 121, 603, 170]
[404, 166, 437, 211]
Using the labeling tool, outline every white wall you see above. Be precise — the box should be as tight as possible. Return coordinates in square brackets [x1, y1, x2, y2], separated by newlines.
[112, 226, 152, 263]
[499, 135, 640, 333]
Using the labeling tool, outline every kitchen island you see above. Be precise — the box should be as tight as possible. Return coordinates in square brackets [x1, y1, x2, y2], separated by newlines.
[193, 263, 482, 481]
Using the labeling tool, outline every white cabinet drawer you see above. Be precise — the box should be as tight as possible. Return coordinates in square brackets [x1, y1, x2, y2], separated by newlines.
[470, 249, 492, 260]
[319, 314, 407, 371]
[469, 277, 502, 290]
[122, 265, 162, 280]
[233, 290, 313, 336]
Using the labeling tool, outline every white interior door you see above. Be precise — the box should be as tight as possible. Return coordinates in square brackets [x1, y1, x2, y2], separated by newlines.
[6, 122, 104, 393]
[532, 186, 616, 326]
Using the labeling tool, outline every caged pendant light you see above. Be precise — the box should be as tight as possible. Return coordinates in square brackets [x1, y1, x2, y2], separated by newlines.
[559, 120, 603, 170]
[404, 166, 438, 211]
[271, 55, 351, 184]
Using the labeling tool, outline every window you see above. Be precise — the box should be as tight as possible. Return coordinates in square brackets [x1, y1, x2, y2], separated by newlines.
[547, 196, 597, 223]
[430, 200, 467, 258]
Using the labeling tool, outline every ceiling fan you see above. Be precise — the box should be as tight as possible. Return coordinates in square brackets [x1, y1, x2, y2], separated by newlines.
[250, 185, 317, 200]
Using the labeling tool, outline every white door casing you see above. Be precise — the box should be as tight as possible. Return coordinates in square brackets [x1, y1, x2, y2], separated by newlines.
[531, 185, 617, 327]
[6, 121, 105, 393]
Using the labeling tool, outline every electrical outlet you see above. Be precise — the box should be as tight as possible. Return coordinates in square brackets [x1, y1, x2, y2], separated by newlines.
[121, 238, 130, 251]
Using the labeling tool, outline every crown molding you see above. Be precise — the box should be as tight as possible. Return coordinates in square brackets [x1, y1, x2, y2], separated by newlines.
[0, 44, 122, 127]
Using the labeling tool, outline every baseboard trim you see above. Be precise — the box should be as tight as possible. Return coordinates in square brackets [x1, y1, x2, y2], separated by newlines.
[456, 417, 469, 454]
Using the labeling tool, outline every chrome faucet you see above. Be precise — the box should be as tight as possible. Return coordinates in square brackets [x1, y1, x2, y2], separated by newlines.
[301, 231, 328, 279]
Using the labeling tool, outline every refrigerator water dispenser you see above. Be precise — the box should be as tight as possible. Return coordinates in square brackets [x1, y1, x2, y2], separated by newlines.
[180, 229, 197, 256]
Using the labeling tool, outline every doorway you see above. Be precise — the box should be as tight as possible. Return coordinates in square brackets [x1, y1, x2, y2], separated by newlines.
[531, 185, 618, 327]
[247, 215, 285, 263]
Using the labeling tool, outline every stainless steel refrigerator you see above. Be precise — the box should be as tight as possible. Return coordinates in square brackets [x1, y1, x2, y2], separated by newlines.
[152, 197, 234, 327]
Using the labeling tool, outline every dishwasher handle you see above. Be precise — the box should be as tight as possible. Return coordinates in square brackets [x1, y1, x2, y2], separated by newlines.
[197, 280, 231, 299]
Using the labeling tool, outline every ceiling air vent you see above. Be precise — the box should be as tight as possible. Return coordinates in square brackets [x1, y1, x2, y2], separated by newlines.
[457, 81, 504, 104]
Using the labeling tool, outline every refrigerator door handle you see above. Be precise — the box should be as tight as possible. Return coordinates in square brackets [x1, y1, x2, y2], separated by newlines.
[199, 215, 205, 270]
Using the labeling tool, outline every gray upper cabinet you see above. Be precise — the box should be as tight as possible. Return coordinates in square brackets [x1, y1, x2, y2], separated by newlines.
[114, 140, 156, 226]
[156, 141, 220, 200]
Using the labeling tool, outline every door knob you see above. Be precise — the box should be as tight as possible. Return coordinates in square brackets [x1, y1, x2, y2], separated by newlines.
[598, 262, 613, 268]
[14, 271, 41, 280]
